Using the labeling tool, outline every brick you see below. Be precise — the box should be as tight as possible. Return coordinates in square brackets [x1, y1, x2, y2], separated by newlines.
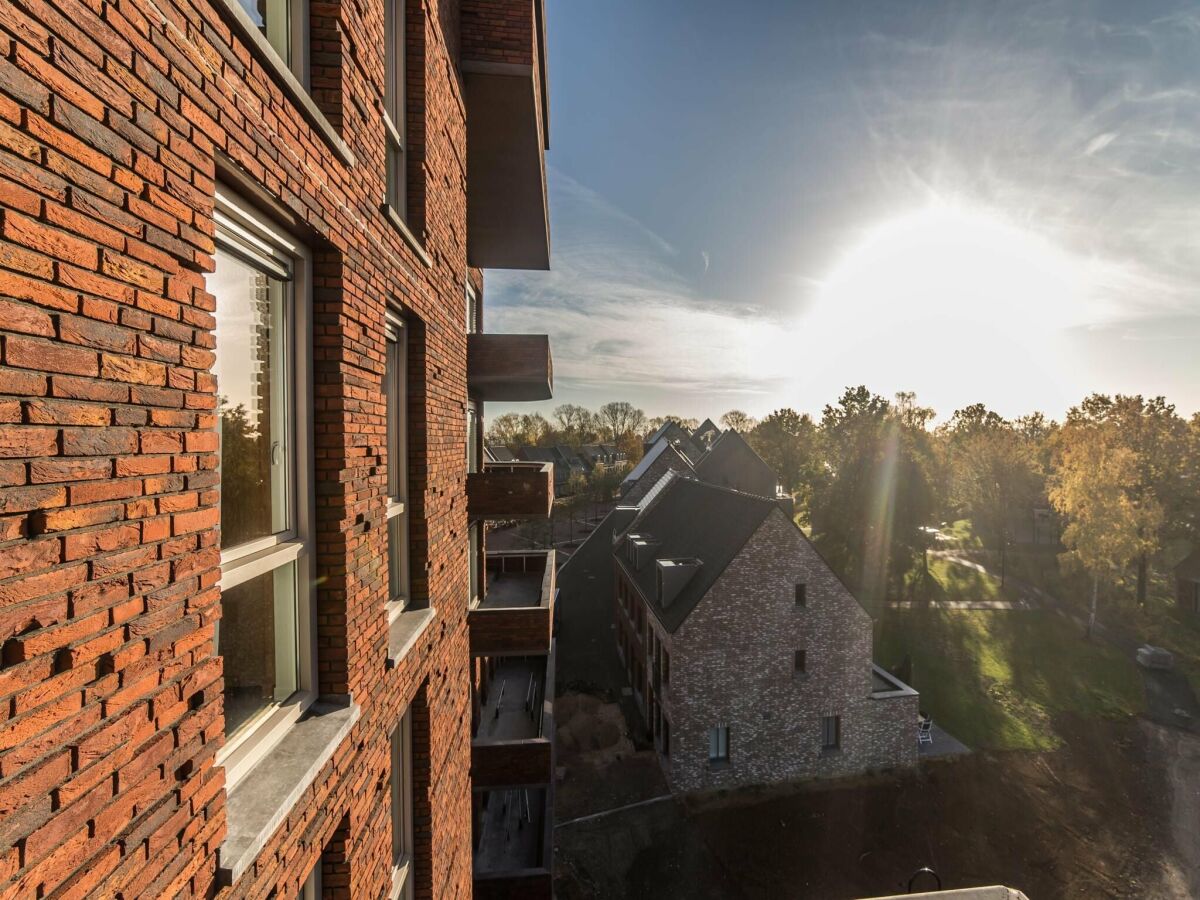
[24, 398, 109, 426]
[29, 456, 110, 483]
[0, 483, 66, 514]
[0, 426, 57, 457]
[1, 210, 98, 270]
[61, 426, 137, 456]
[59, 315, 136, 354]
[100, 352, 165, 385]
[32, 503, 122, 533]
[0, 298, 54, 337]
[4, 336, 97, 376]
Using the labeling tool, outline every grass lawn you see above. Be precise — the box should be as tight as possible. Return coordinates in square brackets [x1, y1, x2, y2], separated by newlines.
[876, 607, 1144, 751]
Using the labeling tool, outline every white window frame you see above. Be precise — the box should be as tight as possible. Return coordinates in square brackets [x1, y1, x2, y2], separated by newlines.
[386, 312, 411, 621]
[468, 521, 481, 607]
[708, 725, 729, 763]
[390, 709, 415, 900]
[383, 0, 408, 219]
[465, 282, 478, 334]
[212, 189, 317, 789]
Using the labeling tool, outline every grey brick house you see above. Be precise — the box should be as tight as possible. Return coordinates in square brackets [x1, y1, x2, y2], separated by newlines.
[612, 473, 918, 792]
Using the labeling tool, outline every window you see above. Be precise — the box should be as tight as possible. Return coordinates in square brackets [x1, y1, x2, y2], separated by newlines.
[468, 522, 481, 606]
[236, 0, 309, 84]
[662, 647, 669, 684]
[211, 190, 314, 785]
[662, 717, 670, 756]
[795, 582, 807, 606]
[467, 404, 480, 474]
[300, 862, 321, 900]
[384, 0, 409, 219]
[390, 710, 414, 899]
[708, 725, 729, 764]
[794, 649, 806, 675]
[822, 715, 841, 752]
[386, 315, 411, 616]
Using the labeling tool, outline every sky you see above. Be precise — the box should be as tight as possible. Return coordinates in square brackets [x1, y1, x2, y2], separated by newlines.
[485, 0, 1200, 426]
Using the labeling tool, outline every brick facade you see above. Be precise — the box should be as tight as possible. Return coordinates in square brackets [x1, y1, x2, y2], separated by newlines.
[0, 0, 544, 895]
[616, 507, 917, 794]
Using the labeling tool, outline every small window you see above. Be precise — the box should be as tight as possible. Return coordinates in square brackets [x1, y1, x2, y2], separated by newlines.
[795, 583, 807, 606]
[467, 404, 480, 474]
[391, 710, 415, 899]
[384, 0, 408, 219]
[238, 0, 309, 84]
[386, 316, 411, 616]
[469, 522, 481, 606]
[300, 862, 321, 900]
[821, 715, 841, 751]
[708, 725, 730, 763]
[465, 283, 478, 334]
[793, 650, 806, 675]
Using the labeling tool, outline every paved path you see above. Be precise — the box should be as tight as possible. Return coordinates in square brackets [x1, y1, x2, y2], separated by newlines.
[918, 722, 970, 758]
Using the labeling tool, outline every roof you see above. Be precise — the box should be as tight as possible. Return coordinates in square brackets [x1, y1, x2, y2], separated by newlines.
[614, 474, 778, 632]
[644, 421, 705, 461]
[693, 418, 720, 441]
[693, 430, 780, 499]
[517, 446, 557, 464]
[486, 445, 516, 462]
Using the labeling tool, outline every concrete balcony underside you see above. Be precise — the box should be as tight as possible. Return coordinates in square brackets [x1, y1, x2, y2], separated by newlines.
[467, 333, 553, 402]
[469, 551, 556, 656]
[472, 643, 556, 788]
[468, 461, 554, 520]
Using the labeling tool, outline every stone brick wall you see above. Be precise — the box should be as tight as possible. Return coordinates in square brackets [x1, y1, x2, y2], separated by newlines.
[0, 0, 496, 895]
[660, 509, 917, 793]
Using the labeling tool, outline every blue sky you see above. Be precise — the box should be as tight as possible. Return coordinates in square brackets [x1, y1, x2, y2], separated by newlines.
[486, 0, 1200, 424]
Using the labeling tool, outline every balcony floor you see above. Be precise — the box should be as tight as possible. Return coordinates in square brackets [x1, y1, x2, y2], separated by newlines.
[479, 572, 543, 610]
[476, 658, 545, 743]
[475, 788, 546, 874]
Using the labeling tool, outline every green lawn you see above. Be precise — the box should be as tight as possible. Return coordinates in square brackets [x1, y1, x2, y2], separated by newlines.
[876, 607, 1144, 751]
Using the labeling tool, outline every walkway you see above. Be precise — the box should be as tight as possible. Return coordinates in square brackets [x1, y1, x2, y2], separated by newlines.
[919, 722, 970, 758]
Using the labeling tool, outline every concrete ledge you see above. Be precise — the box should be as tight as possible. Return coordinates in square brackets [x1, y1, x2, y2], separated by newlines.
[388, 607, 436, 665]
[218, 697, 360, 885]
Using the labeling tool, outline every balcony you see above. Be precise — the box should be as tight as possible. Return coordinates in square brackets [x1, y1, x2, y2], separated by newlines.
[472, 641, 556, 788]
[469, 551, 556, 656]
[469, 461, 554, 520]
[473, 786, 553, 900]
[467, 333, 553, 402]
[462, 0, 550, 270]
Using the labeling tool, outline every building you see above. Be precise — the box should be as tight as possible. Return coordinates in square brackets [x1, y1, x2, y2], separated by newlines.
[577, 442, 625, 471]
[1176, 548, 1200, 615]
[642, 420, 705, 461]
[693, 429, 784, 501]
[0, 0, 557, 896]
[692, 418, 720, 448]
[612, 474, 917, 792]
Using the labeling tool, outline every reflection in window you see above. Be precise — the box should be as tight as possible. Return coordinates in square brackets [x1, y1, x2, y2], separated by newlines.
[217, 563, 299, 738]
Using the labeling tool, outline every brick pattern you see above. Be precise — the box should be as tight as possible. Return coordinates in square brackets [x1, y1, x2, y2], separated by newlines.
[0, 0, 511, 893]
[617, 510, 917, 793]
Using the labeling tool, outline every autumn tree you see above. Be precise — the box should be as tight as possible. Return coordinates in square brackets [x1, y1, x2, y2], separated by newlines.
[597, 401, 647, 442]
[552, 404, 601, 447]
[485, 411, 551, 449]
[747, 408, 819, 509]
[1049, 421, 1163, 635]
[720, 409, 757, 433]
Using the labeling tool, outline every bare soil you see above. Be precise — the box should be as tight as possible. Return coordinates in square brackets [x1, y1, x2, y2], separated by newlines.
[555, 706, 1188, 899]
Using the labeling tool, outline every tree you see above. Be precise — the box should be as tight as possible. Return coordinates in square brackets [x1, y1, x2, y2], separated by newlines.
[485, 411, 551, 449]
[1049, 422, 1163, 635]
[552, 404, 601, 447]
[747, 408, 818, 507]
[597, 401, 647, 442]
[941, 406, 1039, 585]
[1063, 395, 1188, 604]
[720, 409, 757, 433]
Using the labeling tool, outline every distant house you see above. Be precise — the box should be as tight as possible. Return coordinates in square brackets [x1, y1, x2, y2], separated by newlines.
[578, 442, 625, 472]
[692, 418, 721, 448]
[643, 420, 705, 462]
[1176, 549, 1200, 615]
[620, 438, 697, 504]
[694, 430, 783, 501]
[611, 473, 917, 792]
[485, 445, 517, 463]
[516, 445, 590, 495]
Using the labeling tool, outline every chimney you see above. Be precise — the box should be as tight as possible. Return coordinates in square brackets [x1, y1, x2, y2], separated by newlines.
[657, 558, 702, 608]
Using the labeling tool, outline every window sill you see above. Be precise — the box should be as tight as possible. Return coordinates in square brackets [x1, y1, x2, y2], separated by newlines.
[820, 747, 842, 757]
[708, 759, 730, 770]
[387, 606, 436, 666]
[383, 204, 433, 268]
[389, 860, 413, 900]
[218, 697, 360, 885]
[210, 0, 355, 167]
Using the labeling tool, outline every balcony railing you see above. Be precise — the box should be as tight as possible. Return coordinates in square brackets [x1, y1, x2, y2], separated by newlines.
[467, 333, 553, 402]
[471, 641, 556, 789]
[472, 784, 553, 900]
[469, 551, 556, 656]
[468, 461, 554, 520]
[461, 0, 549, 270]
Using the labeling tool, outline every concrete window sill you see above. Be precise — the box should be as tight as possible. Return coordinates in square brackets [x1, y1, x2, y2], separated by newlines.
[218, 698, 360, 885]
[388, 606, 436, 666]
[383, 204, 433, 268]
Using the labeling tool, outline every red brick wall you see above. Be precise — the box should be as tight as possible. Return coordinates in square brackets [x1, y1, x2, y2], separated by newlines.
[0, 0, 501, 893]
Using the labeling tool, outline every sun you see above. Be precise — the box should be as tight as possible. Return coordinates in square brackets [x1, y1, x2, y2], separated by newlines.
[795, 200, 1106, 416]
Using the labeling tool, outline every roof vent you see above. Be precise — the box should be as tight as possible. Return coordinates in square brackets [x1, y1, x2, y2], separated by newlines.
[657, 558, 702, 608]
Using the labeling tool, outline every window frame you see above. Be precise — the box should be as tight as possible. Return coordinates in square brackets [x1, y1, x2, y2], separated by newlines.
[301, 862, 322, 900]
[211, 189, 318, 789]
[386, 312, 412, 620]
[793, 649, 807, 676]
[821, 715, 841, 752]
[465, 281, 478, 334]
[390, 709, 415, 900]
[383, 0, 409, 220]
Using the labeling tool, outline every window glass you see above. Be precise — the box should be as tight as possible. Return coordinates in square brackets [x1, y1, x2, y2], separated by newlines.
[213, 246, 290, 550]
[386, 321, 411, 609]
[217, 562, 298, 738]
[391, 711, 414, 898]
[384, 0, 408, 216]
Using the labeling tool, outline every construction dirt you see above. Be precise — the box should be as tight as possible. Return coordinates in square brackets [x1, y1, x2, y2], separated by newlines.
[554, 696, 1198, 899]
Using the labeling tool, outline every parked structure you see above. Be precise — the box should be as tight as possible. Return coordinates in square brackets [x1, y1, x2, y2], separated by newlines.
[0, 0, 557, 896]
[612, 473, 917, 792]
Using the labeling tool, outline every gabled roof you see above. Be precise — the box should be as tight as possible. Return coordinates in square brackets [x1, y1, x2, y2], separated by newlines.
[644, 421, 705, 461]
[693, 430, 780, 499]
[517, 446, 557, 464]
[614, 474, 778, 632]
[486, 445, 516, 462]
[693, 418, 720, 442]
[622, 437, 695, 486]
